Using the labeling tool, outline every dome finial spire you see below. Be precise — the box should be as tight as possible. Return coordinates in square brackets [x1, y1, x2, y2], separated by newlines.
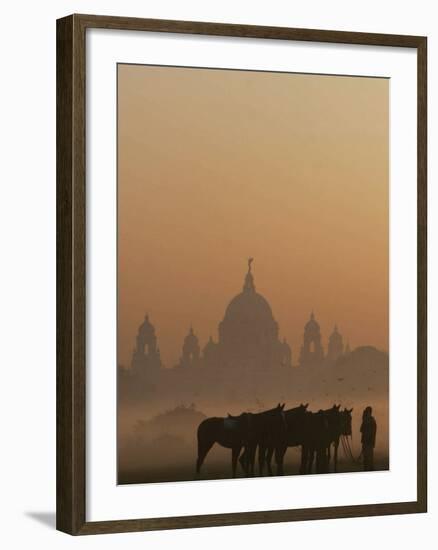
[243, 257, 255, 292]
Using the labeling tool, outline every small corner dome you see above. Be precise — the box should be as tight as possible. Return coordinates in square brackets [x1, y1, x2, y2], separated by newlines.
[203, 336, 217, 352]
[329, 325, 342, 341]
[305, 312, 320, 330]
[184, 326, 198, 344]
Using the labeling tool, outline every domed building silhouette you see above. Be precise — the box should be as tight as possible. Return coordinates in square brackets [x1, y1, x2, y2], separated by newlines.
[124, 259, 364, 404]
[327, 325, 344, 362]
[131, 314, 162, 375]
[279, 338, 292, 367]
[179, 326, 201, 368]
[204, 258, 292, 370]
[299, 311, 324, 367]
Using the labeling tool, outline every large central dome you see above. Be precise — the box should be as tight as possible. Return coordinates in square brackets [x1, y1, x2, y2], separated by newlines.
[215, 259, 290, 370]
[223, 283, 275, 325]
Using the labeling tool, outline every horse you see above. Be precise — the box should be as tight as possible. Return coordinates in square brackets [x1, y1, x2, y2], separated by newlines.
[236, 403, 286, 476]
[196, 412, 252, 478]
[326, 407, 353, 472]
[263, 403, 309, 475]
[299, 405, 353, 474]
[299, 409, 332, 474]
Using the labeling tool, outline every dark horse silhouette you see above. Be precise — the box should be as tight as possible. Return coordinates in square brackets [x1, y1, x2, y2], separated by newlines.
[239, 403, 287, 476]
[326, 406, 353, 472]
[264, 403, 309, 475]
[299, 405, 353, 474]
[196, 412, 252, 478]
[299, 409, 332, 474]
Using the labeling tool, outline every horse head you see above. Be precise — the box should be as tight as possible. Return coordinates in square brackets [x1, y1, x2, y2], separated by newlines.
[287, 403, 308, 415]
[341, 408, 353, 436]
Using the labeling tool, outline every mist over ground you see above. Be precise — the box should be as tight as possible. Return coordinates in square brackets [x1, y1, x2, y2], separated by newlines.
[118, 346, 389, 484]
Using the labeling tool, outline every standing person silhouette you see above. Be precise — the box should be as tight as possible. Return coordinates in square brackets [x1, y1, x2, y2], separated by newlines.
[360, 406, 377, 471]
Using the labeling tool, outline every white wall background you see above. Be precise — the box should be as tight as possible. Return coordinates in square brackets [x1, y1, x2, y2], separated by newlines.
[0, 0, 435, 548]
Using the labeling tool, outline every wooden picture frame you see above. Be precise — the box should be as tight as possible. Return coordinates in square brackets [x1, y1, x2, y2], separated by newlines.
[56, 13, 427, 535]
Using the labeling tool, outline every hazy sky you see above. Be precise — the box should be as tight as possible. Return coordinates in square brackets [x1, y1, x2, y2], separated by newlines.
[118, 64, 389, 368]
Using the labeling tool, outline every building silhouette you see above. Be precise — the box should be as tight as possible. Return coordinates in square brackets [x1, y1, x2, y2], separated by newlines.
[299, 312, 324, 367]
[131, 314, 162, 375]
[327, 325, 344, 362]
[179, 326, 201, 368]
[206, 258, 292, 370]
[128, 260, 353, 378]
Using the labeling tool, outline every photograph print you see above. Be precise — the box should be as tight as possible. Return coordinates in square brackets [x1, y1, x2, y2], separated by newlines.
[117, 64, 389, 485]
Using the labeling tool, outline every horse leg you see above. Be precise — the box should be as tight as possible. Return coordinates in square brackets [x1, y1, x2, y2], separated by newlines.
[321, 448, 328, 473]
[239, 448, 248, 474]
[275, 445, 286, 476]
[266, 447, 274, 475]
[244, 444, 255, 476]
[316, 448, 325, 473]
[258, 445, 266, 476]
[196, 438, 214, 475]
[327, 443, 332, 472]
[250, 445, 257, 475]
[334, 441, 339, 473]
[300, 446, 308, 474]
[232, 445, 242, 478]
[308, 448, 315, 474]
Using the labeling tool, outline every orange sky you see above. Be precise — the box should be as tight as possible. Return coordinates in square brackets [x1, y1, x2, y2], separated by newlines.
[117, 64, 389, 368]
